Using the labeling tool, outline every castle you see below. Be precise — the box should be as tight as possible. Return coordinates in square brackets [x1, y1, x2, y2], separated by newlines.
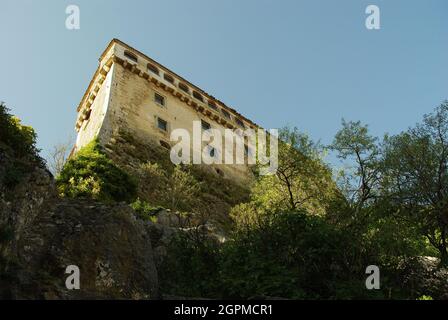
[73, 39, 261, 184]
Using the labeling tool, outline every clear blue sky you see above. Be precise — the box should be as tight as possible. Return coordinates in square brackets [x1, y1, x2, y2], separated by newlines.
[1, 0, 447, 165]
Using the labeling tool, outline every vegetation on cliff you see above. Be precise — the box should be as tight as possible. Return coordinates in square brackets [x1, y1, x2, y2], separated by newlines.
[1, 105, 159, 299]
[56, 139, 137, 203]
[2, 101, 448, 300]
[0, 102, 44, 189]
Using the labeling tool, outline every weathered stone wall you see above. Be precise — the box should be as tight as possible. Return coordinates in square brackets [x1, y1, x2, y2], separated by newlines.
[17, 199, 160, 299]
[75, 64, 115, 150]
[74, 40, 256, 186]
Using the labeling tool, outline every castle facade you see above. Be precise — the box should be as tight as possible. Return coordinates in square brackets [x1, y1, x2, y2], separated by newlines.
[74, 39, 261, 183]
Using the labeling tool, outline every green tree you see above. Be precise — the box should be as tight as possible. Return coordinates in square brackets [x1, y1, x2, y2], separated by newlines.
[166, 165, 202, 212]
[138, 162, 202, 212]
[234, 127, 335, 221]
[330, 119, 381, 211]
[382, 102, 448, 266]
[273, 127, 332, 211]
[0, 102, 41, 161]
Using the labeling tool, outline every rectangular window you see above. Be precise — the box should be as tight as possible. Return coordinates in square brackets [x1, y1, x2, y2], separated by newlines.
[179, 83, 189, 93]
[193, 91, 204, 102]
[164, 73, 174, 83]
[208, 101, 218, 111]
[221, 109, 231, 120]
[154, 92, 165, 106]
[201, 120, 211, 131]
[148, 63, 159, 75]
[235, 118, 245, 128]
[124, 51, 138, 63]
[157, 117, 168, 131]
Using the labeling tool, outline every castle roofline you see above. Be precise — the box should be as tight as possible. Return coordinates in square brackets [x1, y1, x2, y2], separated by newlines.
[76, 38, 261, 130]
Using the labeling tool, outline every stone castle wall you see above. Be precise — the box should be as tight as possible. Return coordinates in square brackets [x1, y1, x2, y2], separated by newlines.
[74, 40, 258, 185]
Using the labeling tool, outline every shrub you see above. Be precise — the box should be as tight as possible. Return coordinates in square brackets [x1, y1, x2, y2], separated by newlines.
[159, 230, 222, 298]
[138, 162, 202, 213]
[130, 198, 161, 222]
[56, 140, 137, 203]
[160, 211, 371, 299]
[0, 103, 44, 189]
[0, 102, 40, 159]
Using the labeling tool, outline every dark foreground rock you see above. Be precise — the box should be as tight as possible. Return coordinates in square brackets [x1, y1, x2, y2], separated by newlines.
[0, 145, 159, 299]
[14, 200, 160, 299]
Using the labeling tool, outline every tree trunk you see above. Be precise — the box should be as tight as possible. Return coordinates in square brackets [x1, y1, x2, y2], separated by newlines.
[440, 247, 448, 267]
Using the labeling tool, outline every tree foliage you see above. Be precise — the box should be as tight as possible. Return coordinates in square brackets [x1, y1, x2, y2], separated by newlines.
[382, 102, 448, 266]
[138, 162, 202, 212]
[232, 127, 337, 226]
[0, 102, 40, 160]
[56, 140, 137, 203]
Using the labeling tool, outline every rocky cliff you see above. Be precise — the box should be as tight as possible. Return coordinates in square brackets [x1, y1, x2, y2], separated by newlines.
[0, 142, 160, 299]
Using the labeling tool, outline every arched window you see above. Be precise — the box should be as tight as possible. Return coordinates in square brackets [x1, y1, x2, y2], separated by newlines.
[148, 63, 159, 75]
[124, 51, 138, 63]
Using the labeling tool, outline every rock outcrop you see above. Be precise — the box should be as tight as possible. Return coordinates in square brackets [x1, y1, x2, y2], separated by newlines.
[0, 144, 160, 299]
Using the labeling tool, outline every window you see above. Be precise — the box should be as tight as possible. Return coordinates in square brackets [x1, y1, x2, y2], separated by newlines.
[157, 117, 168, 131]
[235, 118, 245, 128]
[221, 109, 231, 120]
[179, 83, 189, 93]
[154, 92, 165, 106]
[244, 145, 250, 156]
[160, 140, 171, 149]
[124, 51, 138, 63]
[148, 63, 159, 75]
[83, 109, 92, 121]
[193, 91, 204, 102]
[201, 120, 211, 131]
[208, 101, 218, 111]
[164, 73, 174, 83]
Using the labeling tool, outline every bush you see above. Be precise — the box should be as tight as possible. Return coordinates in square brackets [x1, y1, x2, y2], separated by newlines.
[159, 230, 222, 298]
[160, 210, 392, 299]
[130, 198, 161, 222]
[220, 211, 373, 299]
[0, 103, 44, 189]
[0, 103, 40, 159]
[56, 140, 137, 203]
[138, 162, 202, 213]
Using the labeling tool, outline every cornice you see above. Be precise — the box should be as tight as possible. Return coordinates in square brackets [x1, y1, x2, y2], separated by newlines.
[76, 39, 263, 133]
